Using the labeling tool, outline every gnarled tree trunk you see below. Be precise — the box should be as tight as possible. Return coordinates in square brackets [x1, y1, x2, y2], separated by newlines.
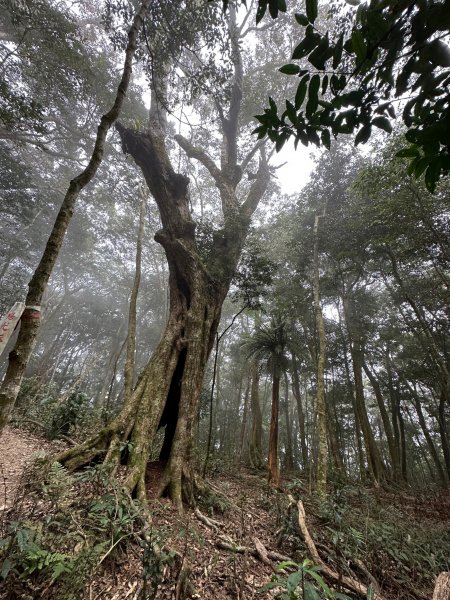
[56, 7, 270, 509]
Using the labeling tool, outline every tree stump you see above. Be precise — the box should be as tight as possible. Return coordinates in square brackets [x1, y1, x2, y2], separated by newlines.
[433, 573, 450, 600]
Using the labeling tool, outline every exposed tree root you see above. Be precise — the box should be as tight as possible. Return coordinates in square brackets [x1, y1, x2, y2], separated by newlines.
[289, 495, 387, 600]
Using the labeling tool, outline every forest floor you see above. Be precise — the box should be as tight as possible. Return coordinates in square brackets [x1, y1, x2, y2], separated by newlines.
[1, 426, 449, 600]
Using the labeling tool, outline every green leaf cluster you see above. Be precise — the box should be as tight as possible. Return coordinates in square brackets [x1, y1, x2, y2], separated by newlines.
[259, 557, 352, 599]
[256, 0, 450, 191]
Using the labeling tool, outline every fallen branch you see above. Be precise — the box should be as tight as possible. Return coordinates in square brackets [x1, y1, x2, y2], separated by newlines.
[351, 558, 381, 595]
[217, 536, 291, 565]
[293, 498, 387, 600]
[253, 536, 271, 565]
[194, 507, 223, 531]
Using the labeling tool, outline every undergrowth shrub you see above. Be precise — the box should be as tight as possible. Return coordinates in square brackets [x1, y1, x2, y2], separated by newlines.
[312, 486, 450, 599]
[13, 378, 102, 441]
[0, 457, 166, 599]
[260, 558, 357, 599]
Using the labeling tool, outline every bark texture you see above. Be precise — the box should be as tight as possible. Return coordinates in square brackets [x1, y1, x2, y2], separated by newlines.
[433, 572, 450, 600]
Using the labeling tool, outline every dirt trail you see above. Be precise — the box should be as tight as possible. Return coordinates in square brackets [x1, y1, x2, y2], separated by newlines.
[0, 426, 57, 510]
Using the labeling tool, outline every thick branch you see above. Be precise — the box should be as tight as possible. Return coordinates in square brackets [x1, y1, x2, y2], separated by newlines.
[240, 139, 265, 174]
[174, 133, 238, 218]
[240, 150, 270, 220]
[174, 134, 224, 186]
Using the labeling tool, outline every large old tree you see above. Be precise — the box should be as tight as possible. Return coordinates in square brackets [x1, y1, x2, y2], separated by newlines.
[56, 2, 271, 509]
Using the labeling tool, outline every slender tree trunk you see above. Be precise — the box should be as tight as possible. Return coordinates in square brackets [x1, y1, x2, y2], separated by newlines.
[103, 336, 127, 421]
[352, 342, 385, 485]
[0, 0, 151, 435]
[291, 355, 308, 470]
[313, 213, 328, 497]
[342, 336, 365, 480]
[123, 191, 146, 403]
[438, 393, 450, 481]
[398, 402, 408, 482]
[283, 372, 294, 471]
[342, 296, 385, 485]
[363, 361, 398, 478]
[326, 392, 344, 474]
[405, 380, 448, 487]
[95, 322, 127, 410]
[239, 377, 250, 461]
[249, 360, 263, 468]
[385, 347, 405, 481]
[203, 333, 220, 476]
[268, 369, 280, 486]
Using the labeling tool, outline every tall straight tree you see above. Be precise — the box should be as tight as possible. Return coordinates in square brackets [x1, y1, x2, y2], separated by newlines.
[313, 211, 328, 498]
[56, 3, 270, 509]
[243, 317, 289, 485]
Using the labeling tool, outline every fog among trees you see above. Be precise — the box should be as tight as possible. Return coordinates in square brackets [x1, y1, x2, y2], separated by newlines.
[0, 1, 449, 599]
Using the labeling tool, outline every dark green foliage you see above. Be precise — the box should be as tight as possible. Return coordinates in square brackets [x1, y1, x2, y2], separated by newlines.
[260, 558, 352, 599]
[0, 0, 93, 133]
[0, 81, 46, 134]
[242, 315, 291, 375]
[13, 379, 96, 441]
[314, 487, 450, 598]
[254, 0, 450, 192]
[232, 232, 277, 309]
[49, 389, 89, 439]
[214, 0, 287, 23]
